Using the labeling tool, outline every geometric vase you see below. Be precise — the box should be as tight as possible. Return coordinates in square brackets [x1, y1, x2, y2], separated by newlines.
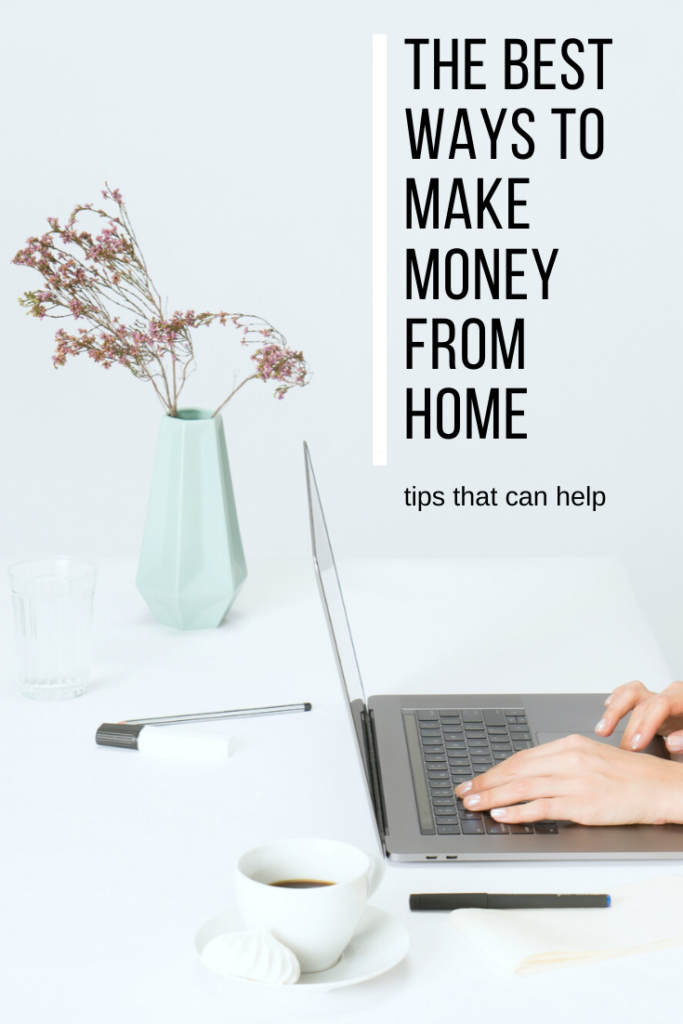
[136, 408, 247, 629]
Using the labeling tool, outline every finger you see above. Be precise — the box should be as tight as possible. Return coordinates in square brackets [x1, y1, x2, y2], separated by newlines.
[594, 680, 649, 737]
[620, 683, 683, 750]
[603, 680, 648, 708]
[462, 774, 573, 812]
[487, 798, 567, 824]
[665, 730, 683, 754]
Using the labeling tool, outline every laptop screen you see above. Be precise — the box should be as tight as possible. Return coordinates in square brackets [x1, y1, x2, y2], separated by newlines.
[304, 443, 367, 708]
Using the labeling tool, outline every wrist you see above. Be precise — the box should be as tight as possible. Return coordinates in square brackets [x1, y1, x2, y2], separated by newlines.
[658, 760, 683, 823]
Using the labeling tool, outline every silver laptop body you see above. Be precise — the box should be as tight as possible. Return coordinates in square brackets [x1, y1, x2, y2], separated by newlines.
[305, 443, 683, 861]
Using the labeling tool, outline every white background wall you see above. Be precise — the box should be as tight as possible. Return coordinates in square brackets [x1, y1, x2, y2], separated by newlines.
[2, 0, 683, 671]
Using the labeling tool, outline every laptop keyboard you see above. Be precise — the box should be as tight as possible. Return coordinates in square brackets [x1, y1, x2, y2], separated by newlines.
[415, 708, 558, 836]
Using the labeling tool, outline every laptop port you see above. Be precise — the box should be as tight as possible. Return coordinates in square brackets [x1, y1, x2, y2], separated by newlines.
[426, 855, 437, 860]
[446, 855, 458, 860]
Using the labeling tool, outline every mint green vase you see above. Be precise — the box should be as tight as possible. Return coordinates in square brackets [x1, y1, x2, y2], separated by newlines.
[136, 409, 247, 629]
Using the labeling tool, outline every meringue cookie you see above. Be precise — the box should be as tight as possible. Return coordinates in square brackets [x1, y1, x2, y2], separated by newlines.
[201, 928, 301, 985]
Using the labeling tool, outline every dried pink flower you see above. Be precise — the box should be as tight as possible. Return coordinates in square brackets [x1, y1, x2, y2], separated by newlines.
[12, 184, 310, 416]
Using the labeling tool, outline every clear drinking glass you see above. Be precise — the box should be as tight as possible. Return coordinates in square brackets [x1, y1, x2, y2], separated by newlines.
[8, 557, 97, 700]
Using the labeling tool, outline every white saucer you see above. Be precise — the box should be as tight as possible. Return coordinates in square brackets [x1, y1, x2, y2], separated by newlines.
[195, 904, 409, 992]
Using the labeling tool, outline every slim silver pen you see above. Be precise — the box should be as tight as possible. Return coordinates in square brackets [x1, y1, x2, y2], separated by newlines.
[123, 701, 312, 726]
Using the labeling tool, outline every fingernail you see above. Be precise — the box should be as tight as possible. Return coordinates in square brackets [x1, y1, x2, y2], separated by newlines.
[604, 695, 613, 705]
[464, 794, 481, 808]
[631, 733, 642, 750]
[490, 807, 509, 819]
[457, 781, 472, 795]
[668, 735, 683, 751]
[595, 719, 607, 733]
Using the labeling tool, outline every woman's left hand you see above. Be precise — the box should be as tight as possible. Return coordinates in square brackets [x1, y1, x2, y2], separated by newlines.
[454, 734, 683, 826]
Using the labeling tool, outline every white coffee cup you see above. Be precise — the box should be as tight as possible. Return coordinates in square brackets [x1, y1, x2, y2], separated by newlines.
[235, 838, 385, 973]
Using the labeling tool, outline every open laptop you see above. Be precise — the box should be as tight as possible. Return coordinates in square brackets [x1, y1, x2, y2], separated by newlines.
[304, 444, 683, 861]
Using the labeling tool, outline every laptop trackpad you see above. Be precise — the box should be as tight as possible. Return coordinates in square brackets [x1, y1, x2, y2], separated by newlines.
[536, 732, 665, 757]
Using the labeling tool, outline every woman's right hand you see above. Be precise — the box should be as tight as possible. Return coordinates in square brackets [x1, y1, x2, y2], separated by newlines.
[595, 680, 683, 753]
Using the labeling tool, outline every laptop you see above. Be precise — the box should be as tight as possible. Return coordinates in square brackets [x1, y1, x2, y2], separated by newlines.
[304, 444, 683, 861]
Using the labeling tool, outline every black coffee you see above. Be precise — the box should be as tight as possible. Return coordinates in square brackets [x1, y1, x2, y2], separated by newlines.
[269, 879, 335, 889]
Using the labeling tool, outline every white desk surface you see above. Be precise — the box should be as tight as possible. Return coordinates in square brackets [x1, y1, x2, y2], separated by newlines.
[0, 556, 679, 1023]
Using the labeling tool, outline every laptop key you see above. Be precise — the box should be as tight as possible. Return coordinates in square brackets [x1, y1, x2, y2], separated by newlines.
[483, 710, 506, 726]
[445, 741, 467, 749]
[534, 822, 559, 834]
[510, 824, 535, 834]
[429, 781, 452, 789]
[435, 816, 459, 825]
[461, 710, 483, 722]
[427, 771, 450, 780]
[509, 726, 531, 734]
[485, 820, 510, 834]
[437, 826, 461, 835]
[459, 809, 483, 820]
[513, 742, 532, 750]
[461, 820, 485, 834]
[471, 756, 493, 764]
[418, 711, 439, 720]
[425, 753, 447, 761]
[467, 747, 490, 755]
[432, 797, 456, 806]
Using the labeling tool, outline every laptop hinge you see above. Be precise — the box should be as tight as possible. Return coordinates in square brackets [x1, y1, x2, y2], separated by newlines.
[362, 709, 388, 837]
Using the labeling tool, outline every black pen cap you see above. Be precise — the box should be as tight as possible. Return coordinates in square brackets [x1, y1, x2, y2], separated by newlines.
[96, 723, 145, 749]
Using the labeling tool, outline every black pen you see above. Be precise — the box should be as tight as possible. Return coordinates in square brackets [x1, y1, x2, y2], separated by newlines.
[409, 893, 610, 911]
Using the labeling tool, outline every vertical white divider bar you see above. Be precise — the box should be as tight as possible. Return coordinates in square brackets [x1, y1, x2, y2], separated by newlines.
[372, 34, 388, 466]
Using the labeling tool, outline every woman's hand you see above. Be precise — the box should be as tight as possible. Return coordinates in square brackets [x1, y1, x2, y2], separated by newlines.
[595, 680, 683, 753]
[454, 734, 683, 826]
